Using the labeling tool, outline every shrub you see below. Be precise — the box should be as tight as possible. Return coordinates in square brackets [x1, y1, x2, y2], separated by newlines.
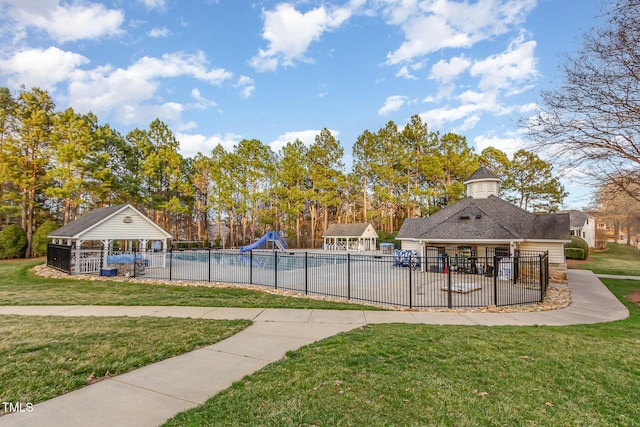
[377, 230, 399, 248]
[564, 236, 589, 260]
[33, 220, 58, 257]
[0, 225, 28, 259]
[565, 247, 585, 260]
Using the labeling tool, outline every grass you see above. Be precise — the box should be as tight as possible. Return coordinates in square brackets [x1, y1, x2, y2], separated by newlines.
[3, 245, 640, 425]
[0, 315, 250, 407]
[0, 259, 381, 310]
[163, 246, 640, 426]
[568, 243, 640, 276]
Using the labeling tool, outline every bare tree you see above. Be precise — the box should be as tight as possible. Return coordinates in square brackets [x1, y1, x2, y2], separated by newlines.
[527, 0, 640, 201]
[595, 177, 640, 246]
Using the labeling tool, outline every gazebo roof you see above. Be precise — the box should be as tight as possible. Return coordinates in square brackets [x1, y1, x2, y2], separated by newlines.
[48, 204, 171, 241]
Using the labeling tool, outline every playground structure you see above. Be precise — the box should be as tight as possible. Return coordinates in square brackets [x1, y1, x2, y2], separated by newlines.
[240, 231, 288, 252]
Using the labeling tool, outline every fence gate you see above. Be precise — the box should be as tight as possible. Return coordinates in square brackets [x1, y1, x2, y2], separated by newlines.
[47, 244, 72, 273]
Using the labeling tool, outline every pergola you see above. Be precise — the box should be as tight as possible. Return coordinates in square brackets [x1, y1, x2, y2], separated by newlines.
[48, 204, 172, 274]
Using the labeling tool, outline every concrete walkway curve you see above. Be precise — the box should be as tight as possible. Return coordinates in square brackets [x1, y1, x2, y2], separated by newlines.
[0, 270, 630, 427]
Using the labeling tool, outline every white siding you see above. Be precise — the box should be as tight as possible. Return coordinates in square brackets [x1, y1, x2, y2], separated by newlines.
[467, 181, 498, 199]
[519, 241, 566, 264]
[362, 225, 379, 238]
[583, 220, 596, 248]
[81, 207, 169, 241]
[401, 240, 422, 254]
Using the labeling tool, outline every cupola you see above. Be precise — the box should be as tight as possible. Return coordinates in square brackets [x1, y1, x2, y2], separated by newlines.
[464, 166, 500, 199]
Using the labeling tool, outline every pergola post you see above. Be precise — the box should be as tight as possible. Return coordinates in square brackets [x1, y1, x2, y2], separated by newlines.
[74, 240, 83, 274]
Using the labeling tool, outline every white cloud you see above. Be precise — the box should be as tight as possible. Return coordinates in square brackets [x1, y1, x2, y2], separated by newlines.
[141, 0, 167, 10]
[269, 129, 337, 153]
[3, 0, 124, 43]
[177, 131, 242, 158]
[518, 102, 539, 114]
[430, 55, 471, 83]
[191, 88, 217, 110]
[0, 46, 89, 90]
[117, 101, 184, 126]
[412, 32, 539, 135]
[378, 95, 407, 115]
[240, 86, 255, 99]
[474, 133, 524, 157]
[418, 103, 482, 130]
[396, 65, 418, 80]
[460, 115, 481, 131]
[470, 35, 537, 91]
[65, 51, 233, 124]
[235, 75, 255, 99]
[148, 27, 170, 38]
[384, 0, 536, 65]
[250, 3, 352, 72]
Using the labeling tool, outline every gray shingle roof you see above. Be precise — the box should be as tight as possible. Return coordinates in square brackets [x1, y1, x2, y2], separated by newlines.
[560, 210, 593, 228]
[464, 166, 500, 183]
[397, 196, 570, 241]
[48, 204, 128, 238]
[323, 223, 376, 238]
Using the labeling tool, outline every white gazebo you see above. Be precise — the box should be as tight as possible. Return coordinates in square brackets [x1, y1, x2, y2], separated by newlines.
[322, 223, 378, 251]
[48, 204, 172, 274]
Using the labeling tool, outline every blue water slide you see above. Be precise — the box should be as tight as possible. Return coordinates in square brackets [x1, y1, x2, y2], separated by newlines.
[240, 231, 288, 252]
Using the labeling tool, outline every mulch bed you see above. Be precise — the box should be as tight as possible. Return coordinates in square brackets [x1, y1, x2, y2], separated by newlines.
[628, 290, 640, 305]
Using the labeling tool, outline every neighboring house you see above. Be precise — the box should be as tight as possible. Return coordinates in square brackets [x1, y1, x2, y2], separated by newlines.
[322, 223, 378, 251]
[596, 219, 640, 248]
[48, 204, 172, 274]
[561, 210, 596, 248]
[209, 221, 231, 248]
[397, 167, 571, 279]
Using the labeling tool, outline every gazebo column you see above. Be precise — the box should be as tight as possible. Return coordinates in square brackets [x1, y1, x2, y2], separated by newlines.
[102, 239, 112, 269]
[139, 239, 148, 256]
[74, 240, 83, 274]
[162, 239, 168, 268]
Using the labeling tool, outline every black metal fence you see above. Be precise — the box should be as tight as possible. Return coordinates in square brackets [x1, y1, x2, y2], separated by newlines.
[136, 249, 549, 309]
[47, 244, 72, 273]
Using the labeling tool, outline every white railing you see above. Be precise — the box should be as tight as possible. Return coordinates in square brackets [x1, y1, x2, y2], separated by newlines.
[143, 251, 167, 268]
[70, 250, 168, 274]
[77, 256, 102, 273]
[73, 249, 102, 274]
[111, 250, 166, 268]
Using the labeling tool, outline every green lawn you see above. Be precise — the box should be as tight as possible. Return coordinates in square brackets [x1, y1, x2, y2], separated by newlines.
[0, 259, 381, 310]
[163, 246, 640, 426]
[0, 315, 249, 407]
[3, 248, 640, 425]
[569, 243, 640, 276]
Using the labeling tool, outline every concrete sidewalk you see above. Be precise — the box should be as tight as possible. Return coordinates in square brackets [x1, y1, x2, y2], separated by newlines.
[0, 270, 630, 427]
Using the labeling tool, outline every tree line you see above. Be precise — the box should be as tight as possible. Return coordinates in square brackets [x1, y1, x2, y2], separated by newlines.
[0, 87, 565, 258]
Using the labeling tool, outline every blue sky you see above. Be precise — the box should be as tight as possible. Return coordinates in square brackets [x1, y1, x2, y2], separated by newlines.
[0, 0, 602, 208]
